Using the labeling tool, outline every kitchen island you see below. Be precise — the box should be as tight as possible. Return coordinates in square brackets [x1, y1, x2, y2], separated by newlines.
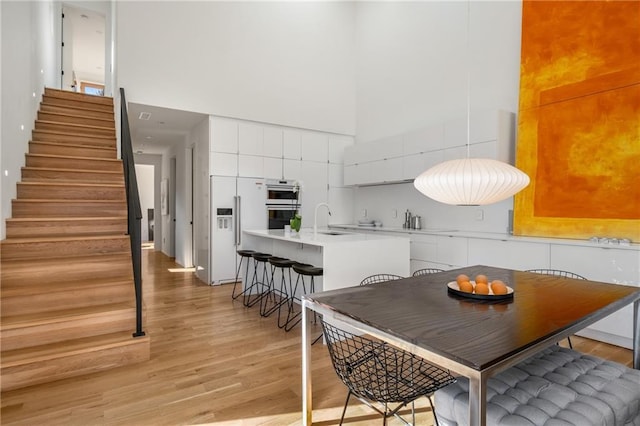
[242, 229, 410, 291]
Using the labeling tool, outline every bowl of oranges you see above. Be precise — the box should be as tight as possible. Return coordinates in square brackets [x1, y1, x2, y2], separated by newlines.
[447, 273, 514, 300]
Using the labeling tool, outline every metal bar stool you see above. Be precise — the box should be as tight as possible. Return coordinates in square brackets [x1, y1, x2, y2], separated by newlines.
[231, 249, 255, 300]
[284, 263, 323, 344]
[243, 252, 273, 308]
[260, 257, 296, 318]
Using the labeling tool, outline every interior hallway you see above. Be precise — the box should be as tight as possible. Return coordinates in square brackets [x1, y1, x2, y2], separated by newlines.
[1, 249, 633, 425]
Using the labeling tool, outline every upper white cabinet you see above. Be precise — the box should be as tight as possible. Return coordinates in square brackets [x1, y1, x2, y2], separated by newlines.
[301, 131, 329, 163]
[344, 110, 515, 186]
[263, 126, 283, 159]
[283, 129, 302, 160]
[210, 117, 238, 154]
[328, 135, 354, 164]
[238, 122, 263, 156]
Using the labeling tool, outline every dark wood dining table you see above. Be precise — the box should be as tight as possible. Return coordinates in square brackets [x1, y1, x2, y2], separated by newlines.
[301, 265, 640, 426]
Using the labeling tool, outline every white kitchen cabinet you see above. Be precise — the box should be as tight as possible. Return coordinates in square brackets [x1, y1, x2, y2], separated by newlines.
[344, 164, 356, 186]
[468, 238, 549, 271]
[238, 122, 263, 156]
[328, 186, 354, 225]
[300, 160, 328, 226]
[328, 163, 343, 187]
[263, 157, 283, 179]
[329, 135, 354, 164]
[210, 152, 237, 177]
[210, 117, 238, 154]
[403, 150, 444, 180]
[283, 158, 302, 181]
[436, 235, 468, 268]
[343, 110, 516, 186]
[238, 154, 263, 178]
[263, 126, 283, 158]
[410, 234, 437, 264]
[283, 129, 302, 160]
[549, 244, 639, 349]
[301, 131, 329, 163]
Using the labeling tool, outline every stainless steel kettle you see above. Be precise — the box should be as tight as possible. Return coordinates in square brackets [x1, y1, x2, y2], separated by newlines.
[412, 215, 421, 230]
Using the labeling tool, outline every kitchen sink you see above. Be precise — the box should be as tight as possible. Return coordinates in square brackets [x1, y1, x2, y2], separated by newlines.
[318, 231, 350, 236]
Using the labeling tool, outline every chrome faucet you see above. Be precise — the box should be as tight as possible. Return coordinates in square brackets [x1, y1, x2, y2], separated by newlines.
[314, 203, 332, 236]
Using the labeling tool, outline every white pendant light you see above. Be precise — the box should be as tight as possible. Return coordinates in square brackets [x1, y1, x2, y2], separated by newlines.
[414, 158, 530, 206]
[413, 2, 529, 206]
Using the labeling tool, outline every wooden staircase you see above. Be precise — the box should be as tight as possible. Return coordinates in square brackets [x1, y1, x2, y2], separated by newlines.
[1, 88, 150, 392]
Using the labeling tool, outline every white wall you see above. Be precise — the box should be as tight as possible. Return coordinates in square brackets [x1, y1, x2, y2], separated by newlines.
[135, 164, 155, 242]
[352, 1, 523, 232]
[115, 1, 356, 136]
[191, 118, 210, 282]
[1, 0, 60, 239]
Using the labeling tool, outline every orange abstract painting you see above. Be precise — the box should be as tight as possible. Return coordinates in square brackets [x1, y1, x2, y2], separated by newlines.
[514, 0, 640, 241]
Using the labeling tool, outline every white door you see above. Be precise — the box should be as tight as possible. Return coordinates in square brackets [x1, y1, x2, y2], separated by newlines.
[210, 176, 237, 284]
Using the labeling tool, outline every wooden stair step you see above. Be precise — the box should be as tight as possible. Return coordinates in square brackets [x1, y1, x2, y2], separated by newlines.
[17, 181, 126, 201]
[44, 87, 114, 107]
[40, 103, 114, 120]
[1, 252, 133, 286]
[5, 217, 127, 238]
[41, 94, 114, 114]
[0, 331, 150, 392]
[38, 110, 115, 129]
[26, 153, 123, 172]
[1, 277, 133, 316]
[22, 167, 124, 184]
[32, 129, 116, 148]
[29, 140, 116, 159]
[35, 120, 115, 138]
[1, 303, 136, 352]
[11, 199, 127, 218]
[1, 235, 130, 260]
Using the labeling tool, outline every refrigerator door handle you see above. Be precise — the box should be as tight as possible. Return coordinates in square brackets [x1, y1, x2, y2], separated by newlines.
[235, 195, 241, 246]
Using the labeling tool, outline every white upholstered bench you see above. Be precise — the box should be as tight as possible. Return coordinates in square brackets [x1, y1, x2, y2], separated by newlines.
[434, 345, 640, 426]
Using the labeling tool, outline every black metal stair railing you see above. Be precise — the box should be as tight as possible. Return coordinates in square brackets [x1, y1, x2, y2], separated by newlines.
[119, 88, 145, 338]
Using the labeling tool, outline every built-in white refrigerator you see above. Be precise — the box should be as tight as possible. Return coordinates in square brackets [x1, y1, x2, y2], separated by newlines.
[210, 176, 266, 285]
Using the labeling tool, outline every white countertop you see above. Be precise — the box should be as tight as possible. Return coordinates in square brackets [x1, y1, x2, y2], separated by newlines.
[330, 224, 640, 251]
[243, 228, 409, 247]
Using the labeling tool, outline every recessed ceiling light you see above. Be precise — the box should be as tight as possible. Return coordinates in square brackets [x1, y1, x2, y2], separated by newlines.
[138, 112, 151, 120]
[80, 14, 89, 19]
[158, 121, 165, 125]
[145, 136, 152, 140]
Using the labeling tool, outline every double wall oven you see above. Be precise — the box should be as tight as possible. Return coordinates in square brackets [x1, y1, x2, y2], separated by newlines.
[266, 179, 300, 229]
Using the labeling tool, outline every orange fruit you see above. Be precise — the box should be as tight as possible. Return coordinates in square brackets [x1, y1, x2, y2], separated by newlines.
[491, 280, 508, 295]
[474, 282, 490, 295]
[475, 274, 489, 284]
[456, 274, 470, 285]
[458, 280, 473, 293]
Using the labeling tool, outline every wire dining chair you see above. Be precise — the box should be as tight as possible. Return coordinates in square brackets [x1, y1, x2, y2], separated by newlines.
[322, 320, 456, 425]
[360, 274, 404, 286]
[412, 268, 445, 277]
[525, 268, 588, 348]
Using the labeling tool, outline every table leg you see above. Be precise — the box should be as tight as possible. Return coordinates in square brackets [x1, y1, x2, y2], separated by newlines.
[468, 375, 487, 426]
[302, 300, 312, 425]
[634, 300, 639, 369]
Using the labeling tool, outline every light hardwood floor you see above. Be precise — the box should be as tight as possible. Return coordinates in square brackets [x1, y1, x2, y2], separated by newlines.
[1, 249, 633, 425]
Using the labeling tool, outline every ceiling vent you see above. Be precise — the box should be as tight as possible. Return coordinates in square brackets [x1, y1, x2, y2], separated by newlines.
[138, 112, 152, 120]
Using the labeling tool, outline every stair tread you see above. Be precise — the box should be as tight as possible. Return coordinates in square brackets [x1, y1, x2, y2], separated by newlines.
[41, 103, 114, 115]
[30, 140, 116, 151]
[1, 234, 128, 244]
[32, 129, 115, 141]
[27, 153, 121, 162]
[1, 331, 146, 366]
[22, 166, 121, 175]
[18, 181, 124, 188]
[37, 119, 114, 131]
[44, 87, 113, 101]
[40, 111, 114, 122]
[1, 276, 132, 296]
[6, 216, 127, 222]
[1, 303, 135, 329]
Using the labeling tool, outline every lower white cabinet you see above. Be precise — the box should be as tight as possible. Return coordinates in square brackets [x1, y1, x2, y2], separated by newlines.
[435, 235, 468, 268]
[468, 238, 549, 271]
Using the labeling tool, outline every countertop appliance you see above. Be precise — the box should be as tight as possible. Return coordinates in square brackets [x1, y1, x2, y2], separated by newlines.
[210, 176, 266, 285]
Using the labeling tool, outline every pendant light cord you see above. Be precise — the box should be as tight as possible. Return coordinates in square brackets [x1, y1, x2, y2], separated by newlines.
[466, 0, 471, 159]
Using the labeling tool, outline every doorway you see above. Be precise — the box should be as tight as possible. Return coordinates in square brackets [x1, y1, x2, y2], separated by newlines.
[61, 4, 106, 94]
